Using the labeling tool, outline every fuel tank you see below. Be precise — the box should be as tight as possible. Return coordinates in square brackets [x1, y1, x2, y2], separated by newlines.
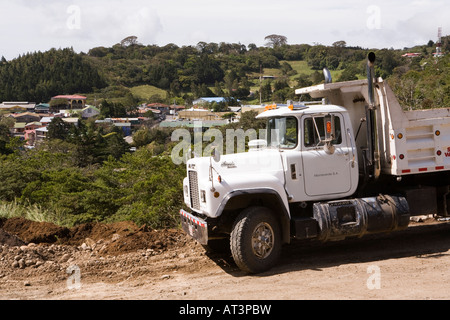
[313, 195, 410, 242]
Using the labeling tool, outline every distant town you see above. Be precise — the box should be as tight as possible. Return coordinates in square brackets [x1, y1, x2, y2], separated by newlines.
[0, 95, 274, 148]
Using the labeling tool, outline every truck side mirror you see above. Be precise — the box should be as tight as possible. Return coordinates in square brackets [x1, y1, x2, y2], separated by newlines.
[213, 147, 221, 163]
[324, 114, 335, 141]
[323, 114, 336, 155]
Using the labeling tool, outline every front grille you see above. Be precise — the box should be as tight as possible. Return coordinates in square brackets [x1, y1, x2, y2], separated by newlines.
[188, 171, 200, 210]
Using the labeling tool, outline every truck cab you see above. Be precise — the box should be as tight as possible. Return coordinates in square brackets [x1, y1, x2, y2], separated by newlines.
[258, 104, 359, 202]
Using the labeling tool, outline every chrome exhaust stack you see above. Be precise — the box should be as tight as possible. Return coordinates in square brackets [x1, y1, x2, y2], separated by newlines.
[367, 52, 376, 108]
[364, 52, 381, 181]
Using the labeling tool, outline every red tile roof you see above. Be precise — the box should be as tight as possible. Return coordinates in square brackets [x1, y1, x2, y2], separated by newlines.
[52, 95, 87, 100]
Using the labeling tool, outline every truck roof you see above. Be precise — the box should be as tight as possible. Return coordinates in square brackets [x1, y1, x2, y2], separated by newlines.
[256, 104, 347, 119]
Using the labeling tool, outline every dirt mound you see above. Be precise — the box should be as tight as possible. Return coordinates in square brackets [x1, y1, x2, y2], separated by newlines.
[1, 218, 70, 244]
[0, 229, 27, 247]
[0, 217, 187, 256]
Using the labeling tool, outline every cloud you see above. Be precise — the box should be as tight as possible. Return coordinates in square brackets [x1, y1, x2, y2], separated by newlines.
[0, 0, 163, 58]
[0, 0, 448, 59]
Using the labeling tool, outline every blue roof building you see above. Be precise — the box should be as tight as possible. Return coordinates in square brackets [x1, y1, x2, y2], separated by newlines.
[192, 97, 227, 105]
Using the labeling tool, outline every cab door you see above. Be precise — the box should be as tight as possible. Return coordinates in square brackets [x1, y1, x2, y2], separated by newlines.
[301, 113, 355, 197]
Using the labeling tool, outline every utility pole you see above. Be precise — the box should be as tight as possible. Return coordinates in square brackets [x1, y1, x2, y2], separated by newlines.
[259, 62, 262, 105]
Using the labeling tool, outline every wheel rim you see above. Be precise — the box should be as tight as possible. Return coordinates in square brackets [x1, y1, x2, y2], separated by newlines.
[251, 222, 274, 259]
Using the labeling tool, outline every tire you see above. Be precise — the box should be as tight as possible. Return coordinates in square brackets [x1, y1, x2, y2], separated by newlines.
[230, 206, 282, 274]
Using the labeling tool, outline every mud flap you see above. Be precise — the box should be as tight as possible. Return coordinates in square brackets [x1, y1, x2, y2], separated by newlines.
[180, 209, 208, 245]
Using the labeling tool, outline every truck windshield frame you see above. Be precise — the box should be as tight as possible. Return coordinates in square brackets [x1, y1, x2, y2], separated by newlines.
[266, 116, 298, 149]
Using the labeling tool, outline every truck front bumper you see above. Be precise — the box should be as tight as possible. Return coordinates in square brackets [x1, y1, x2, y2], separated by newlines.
[180, 209, 208, 245]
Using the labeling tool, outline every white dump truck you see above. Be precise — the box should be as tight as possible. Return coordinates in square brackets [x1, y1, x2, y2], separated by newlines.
[180, 53, 450, 273]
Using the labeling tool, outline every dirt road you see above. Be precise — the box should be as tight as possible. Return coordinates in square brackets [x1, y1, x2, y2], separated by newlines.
[0, 217, 449, 300]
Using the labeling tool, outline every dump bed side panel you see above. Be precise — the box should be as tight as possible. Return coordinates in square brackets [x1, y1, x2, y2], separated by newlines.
[381, 82, 450, 176]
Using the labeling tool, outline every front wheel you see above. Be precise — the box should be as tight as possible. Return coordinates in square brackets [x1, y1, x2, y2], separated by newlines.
[230, 206, 282, 274]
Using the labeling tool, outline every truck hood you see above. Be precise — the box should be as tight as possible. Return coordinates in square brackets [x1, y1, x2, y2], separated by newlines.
[187, 148, 285, 187]
[185, 148, 288, 218]
[213, 148, 284, 179]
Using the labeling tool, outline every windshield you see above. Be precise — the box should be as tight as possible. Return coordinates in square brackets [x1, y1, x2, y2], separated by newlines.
[266, 117, 298, 149]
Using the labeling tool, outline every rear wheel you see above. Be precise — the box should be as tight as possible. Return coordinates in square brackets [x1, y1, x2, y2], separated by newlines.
[230, 206, 282, 273]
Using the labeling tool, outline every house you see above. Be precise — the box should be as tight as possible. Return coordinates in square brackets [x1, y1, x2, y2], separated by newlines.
[94, 118, 134, 136]
[111, 118, 140, 129]
[169, 105, 186, 115]
[160, 120, 229, 129]
[81, 106, 100, 119]
[192, 97, 227, 106]
[147, 103, 170, 114]
[59, 109, 83, 117]
[0, 102, 36, 113]
[177, 108, 219, 121]
[137, 107, 161, 116]
[40, 117, 55, 126]
[35, 127, 49, 143]
[241, 105, 266, 115]
[402, 53, 421, 58]
[62, 118, 80, 126]
[114, 123, 132, 136]
[24, 122, 44, 146]
[51, 95, 87, 111]
[9, 112, 41, 123]
[35, 103, 50, 113]
[11, 122, 26, 139]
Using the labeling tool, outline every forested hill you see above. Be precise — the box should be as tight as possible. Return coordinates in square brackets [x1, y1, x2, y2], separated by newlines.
[0, 36, 449, 108]
[0, 48, 106, 103]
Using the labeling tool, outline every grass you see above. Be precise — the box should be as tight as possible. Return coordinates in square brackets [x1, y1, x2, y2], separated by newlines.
[285, 60, 313, 75]
[249, 60, 344, 93]
[285, 60, 344, 82]
[130, 85, 167, 102]
[0, 200, 68, 227]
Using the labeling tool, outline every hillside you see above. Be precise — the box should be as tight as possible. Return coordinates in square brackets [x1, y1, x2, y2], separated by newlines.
[1, 36, 449, 109]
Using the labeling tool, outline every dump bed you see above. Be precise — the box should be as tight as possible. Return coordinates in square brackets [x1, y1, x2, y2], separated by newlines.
[296, 78, 450, 177]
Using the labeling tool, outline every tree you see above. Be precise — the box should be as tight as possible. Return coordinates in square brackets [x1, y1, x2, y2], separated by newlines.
[260, 82, 273, 102]
[295, 74, 313, 88]
[99, 99, 127, 118]
[121, 36, 139, 47]
[280, 62, 296, 76]
[48, 117, 73, 141]
[239, 110, 265, 131]
[132, 128, 152, 148]
[337, 63, 359, 81]
[0, 123, 10, 154]
[264, 35, 288, 48]
[306, 45, 328, 70]
[332, 40, 347, 48]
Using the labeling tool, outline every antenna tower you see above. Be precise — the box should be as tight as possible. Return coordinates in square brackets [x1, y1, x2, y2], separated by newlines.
[435, 27, 443, 57]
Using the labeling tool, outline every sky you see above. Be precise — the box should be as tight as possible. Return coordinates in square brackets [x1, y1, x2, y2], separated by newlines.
[0, 0, 449, 60]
